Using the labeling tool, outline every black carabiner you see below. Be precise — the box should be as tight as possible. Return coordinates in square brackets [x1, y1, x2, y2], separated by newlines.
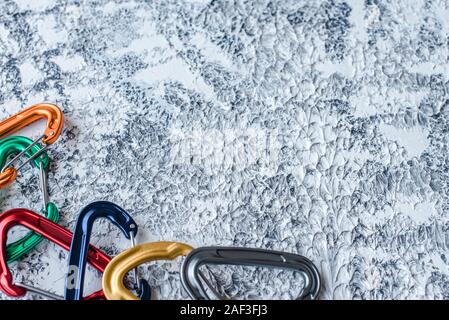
[64, 201, 150, 300]
[180, 247, 321, 300]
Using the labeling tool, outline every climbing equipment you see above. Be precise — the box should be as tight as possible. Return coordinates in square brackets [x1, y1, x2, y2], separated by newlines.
[0, 208, 109, 299]
[64, 201, 145, 300]
[102, 241, 221, 300]
[102, 241, 193, 300]
[0, 103, 63, 143]
[180, 247, 322, 300]
[0, 208, 110, 299]
[0, 136, 60, 264]
[0, 103, 63, 189]
[64, 200, 151, 300]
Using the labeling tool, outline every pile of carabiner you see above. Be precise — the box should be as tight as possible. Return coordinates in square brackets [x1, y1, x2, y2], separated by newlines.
[0, 104, 322, 300]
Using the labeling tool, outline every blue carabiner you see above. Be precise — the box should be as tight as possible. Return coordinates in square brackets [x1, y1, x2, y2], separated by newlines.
[136, 279, 152, 300]
[64, 201, 150, 300]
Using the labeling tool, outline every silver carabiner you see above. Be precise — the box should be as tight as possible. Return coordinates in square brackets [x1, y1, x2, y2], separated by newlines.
[1, 134, 49, 175]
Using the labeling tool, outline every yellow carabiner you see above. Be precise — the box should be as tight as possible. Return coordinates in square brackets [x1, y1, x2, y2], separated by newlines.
[102, 242, 193, 300]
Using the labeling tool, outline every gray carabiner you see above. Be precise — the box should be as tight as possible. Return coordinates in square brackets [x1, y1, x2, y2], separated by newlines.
[180, 247, 321, 300]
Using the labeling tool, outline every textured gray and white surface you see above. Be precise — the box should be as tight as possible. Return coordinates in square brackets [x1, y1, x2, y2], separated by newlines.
[1, 0, 449, 300]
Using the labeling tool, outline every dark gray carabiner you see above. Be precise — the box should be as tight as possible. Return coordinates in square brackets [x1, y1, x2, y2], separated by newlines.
[180, 247, 321, 300]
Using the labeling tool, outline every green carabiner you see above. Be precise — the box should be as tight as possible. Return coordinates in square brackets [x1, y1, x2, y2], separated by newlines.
[0, 136, 60, 264]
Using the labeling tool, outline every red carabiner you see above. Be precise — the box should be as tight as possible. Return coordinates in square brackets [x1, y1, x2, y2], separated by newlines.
[0, 208, 111, 299]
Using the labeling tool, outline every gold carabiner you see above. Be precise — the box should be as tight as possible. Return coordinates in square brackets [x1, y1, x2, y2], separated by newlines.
[0, 103, 63, 188]
[102, 242, 193, 300]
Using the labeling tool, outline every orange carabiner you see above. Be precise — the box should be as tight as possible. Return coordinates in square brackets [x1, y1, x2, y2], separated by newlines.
[0, 103, 64, 188]
[0, 103, 64, 144]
